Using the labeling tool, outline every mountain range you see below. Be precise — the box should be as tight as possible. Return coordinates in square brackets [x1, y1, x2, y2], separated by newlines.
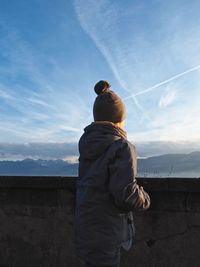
[0, 151, 200, 177]
[1, 140, 200, 160]
[0, 158, 78, 176]
[137, 151, 200, 177]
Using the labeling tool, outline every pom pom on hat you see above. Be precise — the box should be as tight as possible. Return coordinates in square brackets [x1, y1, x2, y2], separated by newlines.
[94, 80, 111, 95]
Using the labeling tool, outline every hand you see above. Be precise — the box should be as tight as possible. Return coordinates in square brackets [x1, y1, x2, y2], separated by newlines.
[140, 186, 144, 192]
[138, 186, 145, 203]
[139, 186, 150, 209]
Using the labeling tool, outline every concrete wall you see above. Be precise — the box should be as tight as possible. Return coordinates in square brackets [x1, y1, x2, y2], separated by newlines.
[0, 176, 200, 267]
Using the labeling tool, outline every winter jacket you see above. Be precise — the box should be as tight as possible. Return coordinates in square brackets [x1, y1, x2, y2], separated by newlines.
[74, 121, 150, 264]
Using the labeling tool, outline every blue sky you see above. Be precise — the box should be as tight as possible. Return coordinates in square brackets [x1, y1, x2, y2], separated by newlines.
[0, 0, 200, 143]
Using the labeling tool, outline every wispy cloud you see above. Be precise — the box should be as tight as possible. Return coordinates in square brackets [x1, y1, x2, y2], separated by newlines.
[1, 1, 200, 143]
[74, 0, 200, 141]
[0, 142, 78, 160]
[123, 64, 200, 100]
[0, 22, 89, 142]
[0, 87, 13, 100]
[159, 89, 177, 108]
[74, 0, 144, 113]
[26, 97, 56, 109]
[58, 125, 82, 133]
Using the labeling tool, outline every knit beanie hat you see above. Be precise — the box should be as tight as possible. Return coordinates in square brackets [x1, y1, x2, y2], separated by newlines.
[93, 80, 126, 123]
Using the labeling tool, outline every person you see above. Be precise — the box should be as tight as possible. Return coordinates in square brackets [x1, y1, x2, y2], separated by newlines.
[74, 80, 150, 267]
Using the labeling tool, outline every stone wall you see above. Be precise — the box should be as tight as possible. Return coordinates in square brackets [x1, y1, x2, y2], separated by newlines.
[0, 176, 200, 267]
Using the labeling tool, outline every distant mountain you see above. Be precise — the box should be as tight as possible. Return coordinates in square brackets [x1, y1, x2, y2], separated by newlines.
[1, 140, 200, 160]
[0, 158, 78, 176]
[137, 151, 200, 177]
[135, 141, 200, 157]
[0, 152, 200, 177]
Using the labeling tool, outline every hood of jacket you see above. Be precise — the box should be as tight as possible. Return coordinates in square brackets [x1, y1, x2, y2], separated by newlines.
[79, 121, 127, 160]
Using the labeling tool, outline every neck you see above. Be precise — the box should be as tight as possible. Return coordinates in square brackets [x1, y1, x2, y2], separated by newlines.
[115, 121, 124, 129]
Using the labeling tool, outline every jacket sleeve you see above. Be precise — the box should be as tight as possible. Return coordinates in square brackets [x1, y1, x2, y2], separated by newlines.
[108, 140, 150, 212]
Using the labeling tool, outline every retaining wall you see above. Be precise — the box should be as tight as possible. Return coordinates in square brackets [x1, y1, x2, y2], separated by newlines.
[0, 176, 200, 267]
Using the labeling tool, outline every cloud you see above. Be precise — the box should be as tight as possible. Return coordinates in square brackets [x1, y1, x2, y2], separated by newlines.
[1, 2, 200, 143]
[0, 142, 78, 160]
[0, 23, 90, 142]
[74, 0, 200, 141]
[129, 101, 200, 142]
[0, 86, 13, 100]
[1, 141, 200, 160]
[58, 125, 82, 133]
[74, 0, 144, 113]
[26, 97, 56, 109]
[159, 89, 177, 108]
[123, 64, 200, 100]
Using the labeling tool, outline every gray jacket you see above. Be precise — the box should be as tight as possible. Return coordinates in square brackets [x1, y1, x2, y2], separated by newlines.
[75, 121, 150, 263]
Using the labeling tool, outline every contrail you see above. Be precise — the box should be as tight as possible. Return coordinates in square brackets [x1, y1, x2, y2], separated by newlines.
[123, 64, 200, 100]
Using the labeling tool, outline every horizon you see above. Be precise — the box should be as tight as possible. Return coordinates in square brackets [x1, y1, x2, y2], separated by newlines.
[1, 140, 200, 161]
[1, 0, 200, 145]
[1, 150, 200, 178]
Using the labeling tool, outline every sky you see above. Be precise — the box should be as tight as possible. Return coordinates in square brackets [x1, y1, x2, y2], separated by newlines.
[0, 0, 200, 144]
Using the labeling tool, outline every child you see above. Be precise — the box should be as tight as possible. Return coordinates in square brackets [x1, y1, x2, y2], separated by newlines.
[75, 81, 150, 267]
